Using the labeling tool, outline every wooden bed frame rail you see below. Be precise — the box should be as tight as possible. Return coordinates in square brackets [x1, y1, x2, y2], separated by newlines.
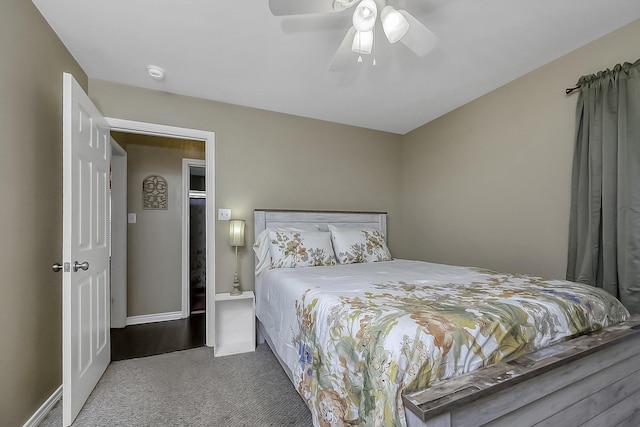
[403, 315, 640, 426]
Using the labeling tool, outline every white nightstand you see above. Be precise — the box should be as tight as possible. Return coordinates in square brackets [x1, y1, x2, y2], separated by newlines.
[214, 291, 256, 357]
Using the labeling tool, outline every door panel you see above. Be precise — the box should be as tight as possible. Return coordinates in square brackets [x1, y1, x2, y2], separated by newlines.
[62, 73, 111, 426]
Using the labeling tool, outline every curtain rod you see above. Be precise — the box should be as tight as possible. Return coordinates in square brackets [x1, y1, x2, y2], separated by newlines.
[566, 57, 640, 95]
[565, 85, 580, 95]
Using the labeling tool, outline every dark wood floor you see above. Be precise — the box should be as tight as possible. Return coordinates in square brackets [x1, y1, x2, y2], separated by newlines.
[111, 313, 205, 361]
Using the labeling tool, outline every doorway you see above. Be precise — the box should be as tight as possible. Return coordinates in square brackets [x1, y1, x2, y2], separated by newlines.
[107, 118, 216, 348]
[185, 160, 207, 316]
[109, 133, 206, 359]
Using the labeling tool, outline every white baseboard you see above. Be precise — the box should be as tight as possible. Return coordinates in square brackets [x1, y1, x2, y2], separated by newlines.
[23, 385, 62, 427]
[126, 311, 183, 326]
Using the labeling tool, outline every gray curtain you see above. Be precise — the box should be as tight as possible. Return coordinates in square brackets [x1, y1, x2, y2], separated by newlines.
[567, 59, 640, 314]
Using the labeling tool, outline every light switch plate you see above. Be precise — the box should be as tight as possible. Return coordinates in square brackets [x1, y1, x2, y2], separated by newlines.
[218, 208, 231, 221]
[128, 213, 137, 223]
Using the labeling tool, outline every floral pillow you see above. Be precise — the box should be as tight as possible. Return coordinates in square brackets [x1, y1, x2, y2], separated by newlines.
[328, 225, 392, 264]
[254, 226, 322, 274]
[269, 231, 336, 269]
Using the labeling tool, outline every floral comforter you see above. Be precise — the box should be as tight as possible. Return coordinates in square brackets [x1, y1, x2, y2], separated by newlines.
[255, 260, 629, 427]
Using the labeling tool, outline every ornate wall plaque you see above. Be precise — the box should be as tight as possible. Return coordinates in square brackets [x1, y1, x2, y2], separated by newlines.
[142, 175, 168, 210]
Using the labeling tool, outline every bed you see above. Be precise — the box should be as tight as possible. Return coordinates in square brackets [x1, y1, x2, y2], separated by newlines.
[253, 209, 640, 427]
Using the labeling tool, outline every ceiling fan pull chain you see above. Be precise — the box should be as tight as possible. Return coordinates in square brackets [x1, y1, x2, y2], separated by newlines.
[373, 27, 377, 66]
[357, 27, 363, 64]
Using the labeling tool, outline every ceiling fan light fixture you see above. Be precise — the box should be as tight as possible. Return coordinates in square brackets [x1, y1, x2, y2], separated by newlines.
[352, 0, 377, 32]
[333, 0, 356, 12]
[352, 30, 373, 54]
[381, 6, 409, 43]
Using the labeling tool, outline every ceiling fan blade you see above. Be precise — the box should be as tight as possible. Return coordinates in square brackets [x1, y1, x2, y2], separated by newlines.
[269, 0, 343, 16]
[398, 10, 439, 57]
[329, 26, 358, 71]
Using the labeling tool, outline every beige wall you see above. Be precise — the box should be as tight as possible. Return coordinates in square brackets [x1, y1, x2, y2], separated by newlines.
[91, 81, 404, 294]
[400, 19, 640, 279]
[111, 132, 205, 316]
[0, 1, 87, 426]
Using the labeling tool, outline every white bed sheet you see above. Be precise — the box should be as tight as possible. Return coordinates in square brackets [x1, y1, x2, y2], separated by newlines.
[256, 260, 495, 379]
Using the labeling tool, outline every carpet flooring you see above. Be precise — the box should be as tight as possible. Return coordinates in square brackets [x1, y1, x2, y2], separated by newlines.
[40, 344, 312, 426]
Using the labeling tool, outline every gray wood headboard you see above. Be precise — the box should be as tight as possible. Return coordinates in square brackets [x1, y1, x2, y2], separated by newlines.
[253, 209, 387, 242]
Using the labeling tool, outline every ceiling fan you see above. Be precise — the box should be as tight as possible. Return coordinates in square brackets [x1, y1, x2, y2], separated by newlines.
[269, 0, 439, 71]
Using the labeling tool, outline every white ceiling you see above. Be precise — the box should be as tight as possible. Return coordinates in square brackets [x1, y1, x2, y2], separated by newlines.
[33, 0, 640, 134]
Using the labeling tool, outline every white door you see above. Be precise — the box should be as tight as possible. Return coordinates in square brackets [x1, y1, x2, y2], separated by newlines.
[62, 73, 111, 426]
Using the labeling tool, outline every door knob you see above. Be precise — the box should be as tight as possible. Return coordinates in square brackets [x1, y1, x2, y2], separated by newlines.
[52, 263, 63, 272]
[73, 261, 89, 272]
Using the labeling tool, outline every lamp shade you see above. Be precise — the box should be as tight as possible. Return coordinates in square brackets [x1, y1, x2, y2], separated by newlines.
[381, 6, 409, 43]
[352, 0, 377, 32]
[229, 219, 245, 247]
[352, 30, 373, 54]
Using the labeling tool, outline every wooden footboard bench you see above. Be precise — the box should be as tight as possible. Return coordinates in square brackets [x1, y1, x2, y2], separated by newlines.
[403, 315, 640, 427]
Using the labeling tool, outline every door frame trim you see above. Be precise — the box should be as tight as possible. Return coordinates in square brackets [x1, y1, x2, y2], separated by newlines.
[106, 118, 216, 347]
[110, 139, 127, 328]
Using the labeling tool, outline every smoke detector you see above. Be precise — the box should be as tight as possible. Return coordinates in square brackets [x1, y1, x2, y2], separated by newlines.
[147, 65, 165, 80]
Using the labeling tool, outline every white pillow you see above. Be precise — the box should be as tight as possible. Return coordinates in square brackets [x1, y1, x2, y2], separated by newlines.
[269, 231, 336, 269]
[328, 225, 391, 264]
[253, 229, 272, 274]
